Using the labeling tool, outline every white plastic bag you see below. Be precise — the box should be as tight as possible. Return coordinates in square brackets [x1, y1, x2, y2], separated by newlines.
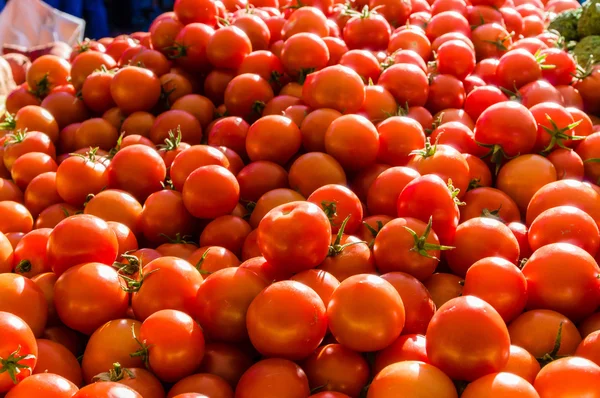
[0, 0, 85, 48]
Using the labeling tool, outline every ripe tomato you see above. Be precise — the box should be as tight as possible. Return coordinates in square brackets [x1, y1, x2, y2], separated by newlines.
[198, 343, 253, 387]
[47, 214, 118, 276]
[328, 274, 405, 352]
[381, 272, 436, 334]
[463, 257, 527, 323]
[3, 131, 56, 172]
[166, 373, 234, 398]
[73, 382, 142, 398]
[237, 161, 288, 202]
[0, 311, 38, 393]
[0, 201, 33, 234]
[302, 65, 365, 113]
[508, 309, 582, 358]
[110, 66, 162, 114]
[460, 187, 521, 224]
[0, 273, 47, 337]
[528, 206, 599, 256]
[258, 201, 331, 273]
[4, 373, 78, 398]
[397, 174, 460, 245]
[301, 344, 370, 397]
[427, 296, 510, 381]
[367, 361, 457, 398]
[247, 280, 327, 360]
[182, 165, 239, 219]
[12, 228, 51, 278]
[26, 55, 71, 97]
[374, 217, 448, 281]
[501, 345, 541, 384]
[461, 372, 538, 397]
[522, 243, 600, 321]
[307, 184, 363, 234]
[534, 357, 600, 398]
[374, 334, 429, 374]
[246, 115, 301, 165]
[236, 358, 310, 398]
[325, 114, 379, 171]
[138, 309, 205, 383]
[207, 26, 252, 70]
[33, 339, 82, 386]
[290, 269, 340, 306]
[195, 267, 267, 342]
[174, 0, 218, 25]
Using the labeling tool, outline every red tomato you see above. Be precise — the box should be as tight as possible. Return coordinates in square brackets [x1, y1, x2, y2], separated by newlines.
[0, 311, 38, 393]
[236, 359, 310, 398]
[327, 274, 405, 352]
[427, 296, 510, 381]
[138, 309, 205, 383]
[257, 201, 331, 274]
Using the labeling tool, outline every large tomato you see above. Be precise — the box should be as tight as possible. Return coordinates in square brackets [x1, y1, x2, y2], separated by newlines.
[47, 215, 118, 276]
[327, 274, 405, 352]
[0, 311, 38, 393]
[246, 280, 327, 360]
[426, 295, 510, 381]
[257, 201, 331, 274]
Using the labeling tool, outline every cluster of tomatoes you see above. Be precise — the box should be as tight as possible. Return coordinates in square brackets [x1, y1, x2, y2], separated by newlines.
[1, 0, 600, 395]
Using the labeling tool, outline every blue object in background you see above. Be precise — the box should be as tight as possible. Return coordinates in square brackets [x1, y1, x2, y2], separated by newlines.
[44, 0, 110, 39]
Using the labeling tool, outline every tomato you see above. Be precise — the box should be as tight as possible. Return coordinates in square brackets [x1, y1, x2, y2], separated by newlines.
[7, 105, 58, 142]
[472, 23, 511, 60]
[374, 334, 428, 374]
[195, 267, 266, 343]
[522, 243, 600, 322]
[367, 361, 457, 398]
[328, 274, 405, 352]
[280, 33, 329, 78]
[464, 85, 508, 121]
[181, 165, 239, 219]
[500, 345, 540, 384]
[12, 228, 51, 278]
[84, 189, 143, 236]
[3, 131, 56, 172]
[47, 214, 119, 276]
[307, 184, 362, 234]
[281, 7, 328, 39]
[0, 273, 47, 338]
[380, 272, 436, 334]
[258, 201, 331, 274]
[246, 280, 326, 360]
[397, 174, 460, 245]
[246, 115, 301, 165]
[207, 26, 252, 70]
[248, 188, 305, 228]
[474, 101, 537, 169]
[528, 206, 599, 256]
[55, 152, 108, 208]
[577, 132, 600, 184]
[378, 63, 428, 107]
[302, 65, 365, 113]
[534, 357, 600, 398]
[290, 270, 340, 307]
[33, 339, 82, 386]
[26, 55, 71, 97]
[324, 114, 379, 171]
[0, 200, 32, 233]
[427, 296, 510, 381]
[526, 180, 600, 227]
[237, 161, 288, 202]
[461, 372, 538, 397]
[374, 217, 447, 280]
[5, 373, 78, 398]
[508, 309, 582, 358]
[0, 311, 38, 393]
[110, 66, 161, 114]
[150, 110, 203, 145]
[376, 116, 425, 166]
[137, 309, 205, 383]
[339, 50, 381, 84]
[197, 343, 253, 388]
[174, 0, 218, 25]
[150, 12, 184, 53]
[81, 318, 144, 383]
[301, 344, 369, 397]
[463, 257, 527, 323]
[236, 358, 310, 398]
[166, 373, 234, 398]
[460, 187, 521, 224]
[73, 382, 142, 398]
[107, 145, 167, 202]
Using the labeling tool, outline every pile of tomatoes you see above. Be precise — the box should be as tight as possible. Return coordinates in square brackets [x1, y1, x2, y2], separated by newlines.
[1, 0, 600, 396]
